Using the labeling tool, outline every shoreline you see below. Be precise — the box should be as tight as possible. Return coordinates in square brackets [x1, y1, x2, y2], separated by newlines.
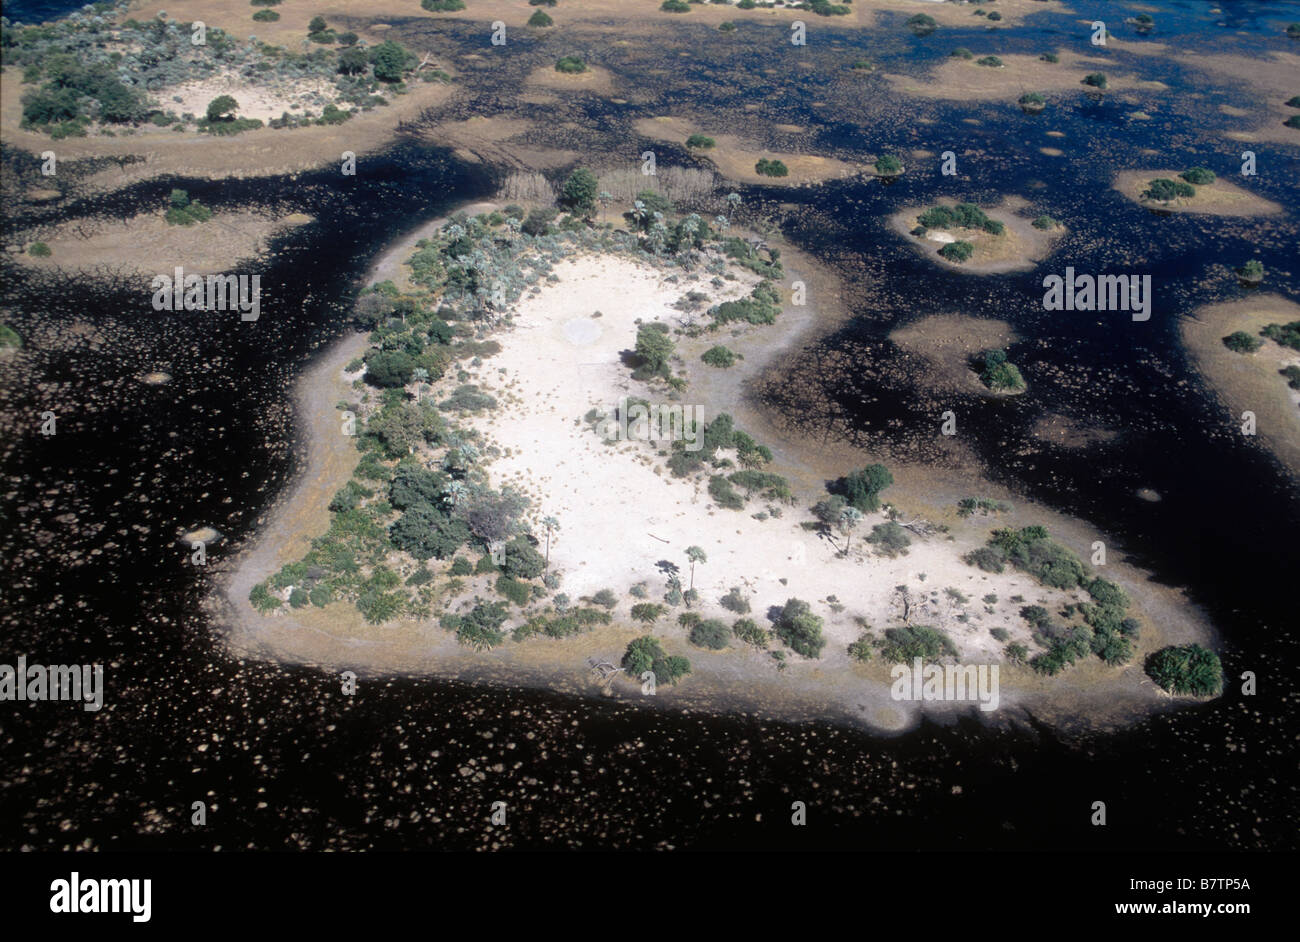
[213, 198, 1219, 737]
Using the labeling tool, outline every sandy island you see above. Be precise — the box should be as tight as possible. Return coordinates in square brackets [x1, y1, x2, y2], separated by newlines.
[216, 198, 1216, 735]
[1113, 171, 1283, 217]
[891, 198, 1063, 274]
[1180, 295, 1300, 479]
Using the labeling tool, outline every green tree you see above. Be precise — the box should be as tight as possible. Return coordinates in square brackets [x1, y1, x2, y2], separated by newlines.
[773, 598, 825, 659]
[836, 463, 893, 512]
[1146, 644, 1223, 696]
[205, 95, 238, 122]
[634, 323, 675, 378]
[684, 546, 706, 590]
[561, 167, 599, 216]
[370, 41, 410, 82]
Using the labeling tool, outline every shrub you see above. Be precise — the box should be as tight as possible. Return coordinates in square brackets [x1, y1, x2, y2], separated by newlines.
[1181, 167, 1216, 185]
[708, 475, 745, 511]
[1238, 259, 1264, 281]
[1082, 72, 1108, 89]
[1145, 644, 1223, 696]
[555, 56, 587, 74]
[755, 158, 789, 178]
[527, 9, 553, 26]
[252, 10, 280, 22]
[773, 598, 825, 659]
[630, 602, 667, 624]
[591, 588, 619, 609]
[906, 13, 938, 34]
[661, 0, 691, 11]
[1222, 331, 1262, 354]
[977, 348, 1026, 391]
[867, 521, 912, 557]
[686, 133, 716, 149]
[701, 345, 737, 368]
[939, 241, 974, 263]
[964, 546, 1006, 573]
[450, 601, 509, 650]
[733, 618, 769, 648]
[1261, 321, 1300, 351]
[834, 463, 893, 512]
[1031, 214, 1059, 230]
[422, 0, 466, 10]
[1143, 178, 1195, 202]
[720, 587, 751, 614]
[847, 633, 874, 662]
[990, 627, 1009, 642]
[621, 636, 690, 685]
[1040, 52, 1060, 63]
[561, 167, 599, 215]
[950, 48, 974, 60]
[689, 619, 730, 650]
[496, 575, 531, 606]
[874, 154, 904, 176]
[880, 625, 957, 662]
[977, 56, 1003, 68]
[249, 582, 281, 613]
[27, 242, 51, 257]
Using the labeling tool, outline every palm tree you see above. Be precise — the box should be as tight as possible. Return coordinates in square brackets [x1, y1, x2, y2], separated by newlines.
[685, 545, 707, 590]
[837, 507, 863, 554]
[724, 191, 741, 221]
[541, 515, 560, 568]
[598, 190, 612, 224]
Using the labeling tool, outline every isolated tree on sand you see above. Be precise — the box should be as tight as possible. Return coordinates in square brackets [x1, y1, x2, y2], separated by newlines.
[206, 95, 238, 122]
[837, 506, 863, 554]
[541, 516, 560, 568]
[685, 546, 707, 590]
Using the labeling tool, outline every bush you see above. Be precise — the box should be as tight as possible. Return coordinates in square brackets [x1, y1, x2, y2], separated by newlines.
[720, 587, 751, 614]
[755, 158, 789, 178]
[880, 625, 957, 662]
[496, 575, 531, 606]
[449, 556, 474, 576]
[252, 10, 280, 22]
[1145, 644, 1223, 696]
[528, 9, 553, 26]
[773, 598, 825, 659]
[906, 13, 938, 34]
[1181, 167, 1216, 185]
[249, 582, 281, 613]
[1082, 72, 1108, 89]
[561, 167, 599, 215]
[950, 48, 974, 60]
[621, 636, 690, 685]
[689, 619, 730, 650]
[1261, 321, 1300, 351]
[450, 601, 509, 650]
[631, 602, 667, 624]
[977, 56, 1003, 68]
[701, 345, 737, 368]
[27, 242, 51, 257]
[708, 475, 745, 510]
[555, 56, 587, 74]
[964, 546, 1006, 573]
[1143, 178, 1195, 202]
[1019, 92, 1046, 107]
[591, 588, 618, 609]
[661, 0, 691, 11]
[686, 133, 716, 149]
[867, 521, 912, 557]
[939, 241, 974, 263]
[422, 0, 466, 10]
[733, 618, 769, 648]
[1031, 214, 1059, 230]
[874, 154, 904, 175]
[834, 463, 893, 512]
[1222, 331, 1262, 353]
[977, 348, 1026, 391]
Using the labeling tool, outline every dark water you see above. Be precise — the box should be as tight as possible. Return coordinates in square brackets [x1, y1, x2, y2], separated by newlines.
[1, 1, 1297, 850]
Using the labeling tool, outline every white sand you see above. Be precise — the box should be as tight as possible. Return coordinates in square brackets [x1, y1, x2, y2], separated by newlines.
[460, 254, 1085, 664]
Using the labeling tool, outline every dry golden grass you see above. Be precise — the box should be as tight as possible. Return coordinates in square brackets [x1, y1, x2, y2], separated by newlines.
[1113, 170, 1283, 217]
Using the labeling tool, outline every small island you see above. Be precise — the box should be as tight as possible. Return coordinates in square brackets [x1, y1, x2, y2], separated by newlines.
[1115, 168, 1282, 217]
[891, 199, 1062, 274]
